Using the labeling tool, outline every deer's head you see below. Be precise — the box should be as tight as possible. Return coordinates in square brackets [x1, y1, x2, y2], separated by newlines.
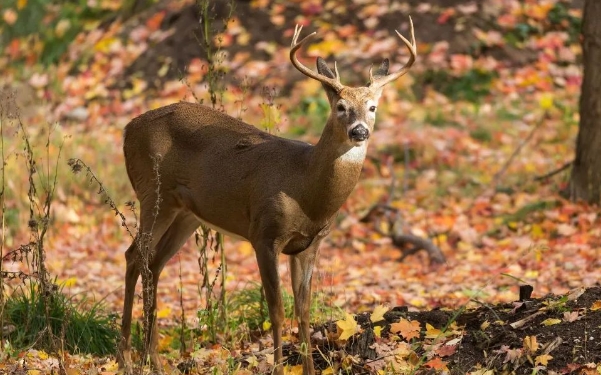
[290, 18, 417, 147]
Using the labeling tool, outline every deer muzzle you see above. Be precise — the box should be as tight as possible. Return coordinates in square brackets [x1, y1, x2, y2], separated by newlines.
[349, 124, 370, 142]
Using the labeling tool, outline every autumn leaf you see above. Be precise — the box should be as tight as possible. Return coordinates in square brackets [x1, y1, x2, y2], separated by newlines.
[541, 318, 561, 326]
[284, 365, 303, 375]
[370, 305, 388, 323]
[590, 300, 601, 311]
[424, 357, 448, 370]
[373, 326, 382, 338]
[390, 318, 421, 341]
[424, 323, 443, 339]
[563, 311, 581, 322]
[156, 307, 171, 319]
[337, 313, 358, 341]
[535, 354, 553, 366]
[523, 336, 539, 354]
[436, 343, 457, 357]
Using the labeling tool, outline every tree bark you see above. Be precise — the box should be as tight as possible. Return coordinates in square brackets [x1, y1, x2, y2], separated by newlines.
[569, 0, 601, 204]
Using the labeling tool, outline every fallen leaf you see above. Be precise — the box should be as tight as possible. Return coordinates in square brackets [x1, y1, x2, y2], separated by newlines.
[563, 311, 580, 322]
[373, 326, 382, 338]
[590, 300, 601, 311]
[390, 318, 421, 341]
[424, 357, 448, 370]
[337, 313, 358, 341]
[535, 354, 553, 366]
[370, 305, 388, 323]
[541, 318, 561, 326]
[523, 336, 538, 354]
[425, 323, 443, 339]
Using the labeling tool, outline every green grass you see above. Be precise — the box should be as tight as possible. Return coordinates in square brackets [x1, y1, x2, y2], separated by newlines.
[4, 280, 119, 356]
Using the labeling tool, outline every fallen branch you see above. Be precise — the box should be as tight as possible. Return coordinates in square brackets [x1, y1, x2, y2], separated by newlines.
[360, 204, 446, 265]
[533, 160, 573, 181]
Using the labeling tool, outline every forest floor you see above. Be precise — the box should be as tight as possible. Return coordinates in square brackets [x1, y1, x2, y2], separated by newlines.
[1, 0, 600, 373]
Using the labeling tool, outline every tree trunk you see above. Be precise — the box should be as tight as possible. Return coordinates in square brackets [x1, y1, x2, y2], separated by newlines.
[569, 0, 601, 204]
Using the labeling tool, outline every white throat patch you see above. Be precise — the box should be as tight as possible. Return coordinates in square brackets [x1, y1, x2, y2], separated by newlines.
[338, 144, 367, 164]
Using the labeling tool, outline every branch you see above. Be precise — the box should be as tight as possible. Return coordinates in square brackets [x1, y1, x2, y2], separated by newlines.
[533, 160, 572, 181]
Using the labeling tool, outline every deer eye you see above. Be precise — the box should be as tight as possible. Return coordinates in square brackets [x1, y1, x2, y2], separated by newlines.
[337, 103, 346, 112]
[369, 106, 377, 112]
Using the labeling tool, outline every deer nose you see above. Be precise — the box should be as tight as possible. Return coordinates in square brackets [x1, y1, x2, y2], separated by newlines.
[349, 125, 369, 142]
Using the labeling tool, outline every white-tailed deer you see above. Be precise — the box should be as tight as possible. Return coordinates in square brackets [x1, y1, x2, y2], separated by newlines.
[119, 19, 416, 375]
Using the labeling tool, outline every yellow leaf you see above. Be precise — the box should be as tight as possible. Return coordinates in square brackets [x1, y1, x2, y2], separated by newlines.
[307, 39, 345, 56]
[60, 277, 77, 288]
[17, 0, 27, 10]
[94, 37, 117, 53]
[590, 300, 601, 311]
[425, 323, 443, 339]
[262, 320, 271, 331]
[321, 368, 335, 375]
[156, 307, 171, 318]
[541, 318, 561, 326]
[370, 305, 388, 323]
[523, 335, 538, 353]
[28, 371, 41, 375]
[480, 321, 490, 330]
[535, 354, 553, 366]
[373, 326, 382, 338]
[336, 312, 358, 341]
[284, 365, 303, 374]
[538, 93, 553, 110]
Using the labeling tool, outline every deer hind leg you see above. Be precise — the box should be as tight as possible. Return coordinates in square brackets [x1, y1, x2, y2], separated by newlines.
[289, 243, 320, 375]
[254, 242, 285, 375]
[119, 195, 179, 374]
[145, 211, 200, 371]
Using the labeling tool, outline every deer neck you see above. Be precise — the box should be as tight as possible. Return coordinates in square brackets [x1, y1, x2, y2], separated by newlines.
[300, 121, 367, 221]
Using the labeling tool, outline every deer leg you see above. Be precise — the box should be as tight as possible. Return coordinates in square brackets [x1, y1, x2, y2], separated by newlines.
[290, 243, 320, 375]
[255, 243, 285, 375]
[145, 212, 200, 370]
[119, 194, 178, 373]
[118, 238, 141, 374]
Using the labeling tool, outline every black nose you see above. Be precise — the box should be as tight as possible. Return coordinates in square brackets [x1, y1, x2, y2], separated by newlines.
[349, 125, 369, 141]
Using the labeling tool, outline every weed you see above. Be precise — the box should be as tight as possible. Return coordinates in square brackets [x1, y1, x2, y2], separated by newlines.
[4, 281, 119, 355]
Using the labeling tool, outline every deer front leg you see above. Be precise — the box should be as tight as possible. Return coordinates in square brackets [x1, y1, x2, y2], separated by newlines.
[290, 243, 319, 375]
[255, 243, 285, 375]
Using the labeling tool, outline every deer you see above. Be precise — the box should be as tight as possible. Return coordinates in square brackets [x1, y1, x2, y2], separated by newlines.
[118, 18, 417, 375]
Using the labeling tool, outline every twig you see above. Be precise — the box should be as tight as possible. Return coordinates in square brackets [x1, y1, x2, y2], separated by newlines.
[492, 112, 548, 188]
[533, 160, 573, 181]
[509, 310, 544, 329]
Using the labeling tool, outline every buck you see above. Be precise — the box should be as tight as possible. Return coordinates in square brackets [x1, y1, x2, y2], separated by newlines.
[118, 19, 417, 375]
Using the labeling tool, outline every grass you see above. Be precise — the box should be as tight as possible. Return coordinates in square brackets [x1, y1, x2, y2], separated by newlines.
[3, 280, 119, 356]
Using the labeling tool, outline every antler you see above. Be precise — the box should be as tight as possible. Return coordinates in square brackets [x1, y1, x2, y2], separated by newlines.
[369, 16, 417, 91]
[290, 25, 344, 93]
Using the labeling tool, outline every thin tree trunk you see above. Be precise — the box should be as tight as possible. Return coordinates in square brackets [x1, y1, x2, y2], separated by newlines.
[569, 0, 601, 204]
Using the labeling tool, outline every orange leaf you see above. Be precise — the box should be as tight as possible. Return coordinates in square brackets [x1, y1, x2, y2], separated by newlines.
[390, 318, 421, 341]
[424, 357, 448, 370]
[590, 300, 601, 311]
[146, 11, 165, 32]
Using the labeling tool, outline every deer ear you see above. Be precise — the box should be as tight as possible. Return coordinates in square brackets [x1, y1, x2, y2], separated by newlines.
[373, 58, 389, 78]
[316, 57, 338, 100]
[316, 57, 336, 78]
